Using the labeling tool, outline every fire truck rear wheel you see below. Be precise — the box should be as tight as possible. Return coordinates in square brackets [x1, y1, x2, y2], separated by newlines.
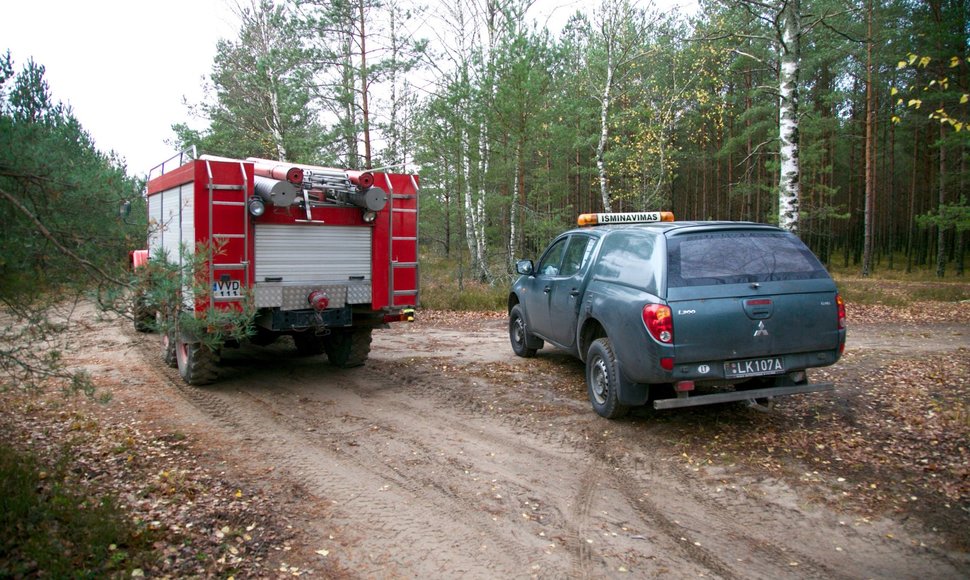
[161, 329, 177, 368]
[325, 329, 372, 368]
[175, 338, 220, 385]
[133, 296, 155, 333]
[293, 332, 326, 356]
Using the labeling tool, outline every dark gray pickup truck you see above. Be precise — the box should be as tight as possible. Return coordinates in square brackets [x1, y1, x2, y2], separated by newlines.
[508, 212, 846, 418]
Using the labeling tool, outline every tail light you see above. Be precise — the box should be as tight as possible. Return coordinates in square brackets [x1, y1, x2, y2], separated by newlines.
[383, 308, 415, 324]
[642, 304, 673, 344]
[836, 294, 846, 330]
[308, 290, 330, 311]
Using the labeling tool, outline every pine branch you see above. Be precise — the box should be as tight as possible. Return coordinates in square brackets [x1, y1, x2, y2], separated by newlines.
[0, 186, 129, 288]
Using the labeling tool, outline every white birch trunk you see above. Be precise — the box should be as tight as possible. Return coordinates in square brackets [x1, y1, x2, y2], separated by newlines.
[252, 4, 286, 161]
[596, 62, 614, 213]
[462, 134, 479, 270]
[508, 144, 520, 272]
[777, 0, 801, 232]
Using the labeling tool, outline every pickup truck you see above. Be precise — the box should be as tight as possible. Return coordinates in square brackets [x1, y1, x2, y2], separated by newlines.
[508, 212, 846, 418]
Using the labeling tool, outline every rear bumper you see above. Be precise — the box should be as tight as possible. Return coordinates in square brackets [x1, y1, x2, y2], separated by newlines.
[653, 382, 834, 410]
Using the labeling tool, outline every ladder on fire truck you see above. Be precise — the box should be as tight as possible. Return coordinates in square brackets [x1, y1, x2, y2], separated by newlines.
[205, 158, 250, 309]
[383, 173, 419, 308]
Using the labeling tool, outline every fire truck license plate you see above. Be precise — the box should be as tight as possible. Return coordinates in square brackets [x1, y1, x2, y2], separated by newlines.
[213, 280, 241, 298]
[724, 357, 785, 378]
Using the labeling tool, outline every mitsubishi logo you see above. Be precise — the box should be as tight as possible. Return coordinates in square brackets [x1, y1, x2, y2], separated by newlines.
[753, 320, 769, 337]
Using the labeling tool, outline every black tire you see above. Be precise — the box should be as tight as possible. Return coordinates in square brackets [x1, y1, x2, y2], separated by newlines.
[161, 329, 177, 368]
[585, 338, 630, 419]
[250, 328, 279, 347]
[175, 334, 220, 385]
[324, 328, 372, 368]
[509, 304, 542, 357]
[133, 295, 155, 333]
[293, 332, 326, 356]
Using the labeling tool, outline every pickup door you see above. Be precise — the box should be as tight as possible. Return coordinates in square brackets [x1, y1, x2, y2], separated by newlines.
[520, 234, 596, 348]
[664, 229, 842, 367]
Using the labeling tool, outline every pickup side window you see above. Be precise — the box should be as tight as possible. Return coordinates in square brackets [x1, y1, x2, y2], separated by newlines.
[667, 231, 827, 287]
[537, 235, 595, 277]
[590, 232, 660, 294]
[559, 235, 596, 277]
[537, 237, 568, 276]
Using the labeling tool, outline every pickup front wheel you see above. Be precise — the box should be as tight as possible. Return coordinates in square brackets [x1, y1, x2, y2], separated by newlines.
[509, 304, 542, 357]
[586, 338, 630, 419]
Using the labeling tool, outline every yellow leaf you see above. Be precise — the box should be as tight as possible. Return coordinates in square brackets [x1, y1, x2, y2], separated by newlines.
[891, 115, 901, 124]
[897, 60, 908, 70]
[897, 98, 904, 106]
[908, 99, 922, 109]
[891, 87, 898, 96]
[951, 56, 961, 68]
[908, 53, 918, 65]
[961, 94, 969, 104]
[955, 122, 964, 132]
[919, 56, 931, 68]
[235, 489, 243, 498]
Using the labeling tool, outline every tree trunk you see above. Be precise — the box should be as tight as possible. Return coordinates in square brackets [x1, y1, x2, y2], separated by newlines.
[508, 143, 522, 272]
[596, 62, 614, 213]
[861, 0, 876, 277]
[936, 123, 947, 278]
[358, 0, 372, 168]
[777, 0, 801, 233]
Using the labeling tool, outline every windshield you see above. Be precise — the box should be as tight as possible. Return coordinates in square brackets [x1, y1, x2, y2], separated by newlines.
[666, 231, 828, 287]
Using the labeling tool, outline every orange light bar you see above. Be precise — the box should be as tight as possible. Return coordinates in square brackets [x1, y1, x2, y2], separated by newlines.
[577, 211, 675, 226]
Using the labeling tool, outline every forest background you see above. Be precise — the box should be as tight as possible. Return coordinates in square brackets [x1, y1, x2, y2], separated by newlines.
[2, 1, 967, 572]
[1, 0, 968, 312]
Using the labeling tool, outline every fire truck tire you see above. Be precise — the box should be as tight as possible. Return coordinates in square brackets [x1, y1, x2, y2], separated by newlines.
[161, 329, 178, 368]
[133, 296, 154, 333]
[176, 339, 220, 385]
[325, 329, 372, 368]
[293, 332, 326, 356]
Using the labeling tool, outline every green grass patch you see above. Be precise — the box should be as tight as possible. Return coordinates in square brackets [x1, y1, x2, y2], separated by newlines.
[419, 255, 508, 311]
[833, 275, 970, 306]
[909, 284, 970, 302]
[0, 443, 158, 577]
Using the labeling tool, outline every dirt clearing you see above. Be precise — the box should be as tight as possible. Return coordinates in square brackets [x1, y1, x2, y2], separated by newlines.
[3, 301, 968, 578]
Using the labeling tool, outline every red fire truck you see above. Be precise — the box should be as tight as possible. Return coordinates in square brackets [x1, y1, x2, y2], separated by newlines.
[131, 150, 419, 385]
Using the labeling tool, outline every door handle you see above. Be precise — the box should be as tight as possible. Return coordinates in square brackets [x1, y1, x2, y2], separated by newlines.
[543, 286, 552, 294]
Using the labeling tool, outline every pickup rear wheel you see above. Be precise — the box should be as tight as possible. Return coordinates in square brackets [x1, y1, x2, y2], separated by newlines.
[586, 338, 629, 419]
[509, 304, 541, 357]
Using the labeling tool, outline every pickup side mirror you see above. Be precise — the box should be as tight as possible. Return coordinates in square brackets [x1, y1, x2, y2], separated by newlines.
[515, 259, 534, 276]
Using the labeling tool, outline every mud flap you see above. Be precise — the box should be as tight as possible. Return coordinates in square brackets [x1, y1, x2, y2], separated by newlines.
[615, 360, 649, 406]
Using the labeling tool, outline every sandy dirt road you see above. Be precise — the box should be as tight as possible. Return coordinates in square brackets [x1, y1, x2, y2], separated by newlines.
[71, 309, 969, 579]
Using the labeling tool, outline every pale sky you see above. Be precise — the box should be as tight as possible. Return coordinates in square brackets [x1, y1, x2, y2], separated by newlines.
[2, 0, 697, 177]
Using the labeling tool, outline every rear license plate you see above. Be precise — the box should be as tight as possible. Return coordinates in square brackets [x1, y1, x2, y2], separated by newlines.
[213, 279, 241, 298]
[724, 357, 785, 378]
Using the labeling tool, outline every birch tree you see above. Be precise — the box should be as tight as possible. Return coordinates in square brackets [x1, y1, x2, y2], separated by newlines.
[174, 0, 324, 162]
[776, 0, 802, 232]
[585, 0, 654, 213]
